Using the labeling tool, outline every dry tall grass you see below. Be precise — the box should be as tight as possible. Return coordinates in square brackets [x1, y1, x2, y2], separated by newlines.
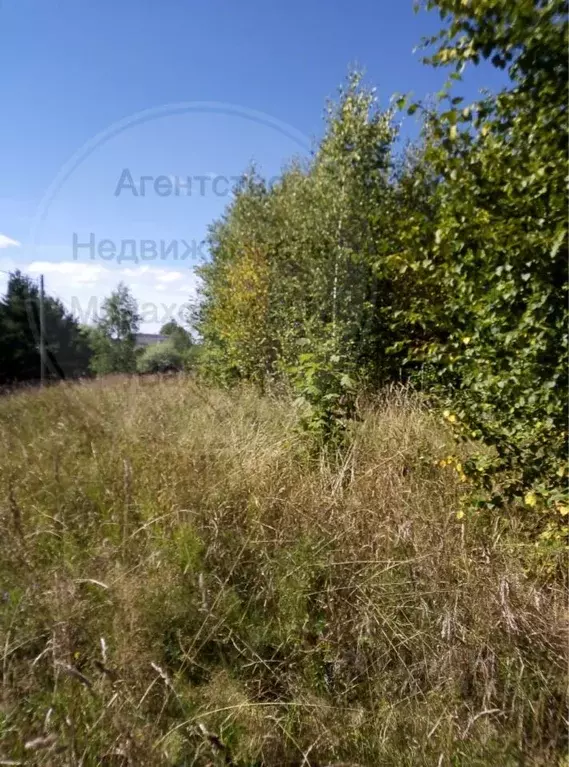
[0, 376, 566, 766]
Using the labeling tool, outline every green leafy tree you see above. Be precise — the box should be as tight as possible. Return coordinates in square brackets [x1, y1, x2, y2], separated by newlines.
[390, 0, 568, 509]
[159, 320, 193, 352]
[197, 76, 399, 435]
[90, 283, 140, 375]
[195, 169, 277, 385]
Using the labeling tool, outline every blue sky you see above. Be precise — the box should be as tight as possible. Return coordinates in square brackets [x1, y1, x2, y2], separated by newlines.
[0, 0, 507, 330]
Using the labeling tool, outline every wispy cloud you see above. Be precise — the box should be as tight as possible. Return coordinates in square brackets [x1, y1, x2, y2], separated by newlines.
[0, 233, 21, 249]
[18, 260, 199, 331]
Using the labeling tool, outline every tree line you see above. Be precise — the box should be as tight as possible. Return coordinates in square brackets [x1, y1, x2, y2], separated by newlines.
[195, 0, 568, 516]
[0, 273, 194, 385]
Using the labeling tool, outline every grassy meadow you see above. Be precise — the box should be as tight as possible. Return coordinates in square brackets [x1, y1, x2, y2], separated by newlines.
[0, 376, 566, 766]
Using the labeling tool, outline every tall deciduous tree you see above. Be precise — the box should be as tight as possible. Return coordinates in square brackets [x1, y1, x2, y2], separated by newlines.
[90, 283, 140, 375]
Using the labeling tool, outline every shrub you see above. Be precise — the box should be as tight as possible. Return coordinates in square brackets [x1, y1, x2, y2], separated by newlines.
[136, 341, 183, 374]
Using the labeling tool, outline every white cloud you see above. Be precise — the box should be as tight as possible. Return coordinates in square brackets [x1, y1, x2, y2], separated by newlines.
[28, 261, 107, 285]
[121, 266, 153, 277]
[0, 233, 21, 249]
[156, 270, 183, 283]
[0, 257, 199, 332]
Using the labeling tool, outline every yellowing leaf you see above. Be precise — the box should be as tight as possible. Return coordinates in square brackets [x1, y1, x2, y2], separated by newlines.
[524, 491, 537, 508]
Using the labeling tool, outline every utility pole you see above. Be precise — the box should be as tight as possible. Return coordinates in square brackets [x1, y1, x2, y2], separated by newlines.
[39, 274, 46, 386]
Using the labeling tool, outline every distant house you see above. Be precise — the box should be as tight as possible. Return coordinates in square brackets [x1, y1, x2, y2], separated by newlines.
[134, 333, 169, 349]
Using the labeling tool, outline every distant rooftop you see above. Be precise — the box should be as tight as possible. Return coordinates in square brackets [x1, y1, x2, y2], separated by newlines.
[134, 333, 169, 349]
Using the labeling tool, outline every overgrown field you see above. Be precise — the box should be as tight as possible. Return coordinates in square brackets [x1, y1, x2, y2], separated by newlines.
[0, 376, 566, 766]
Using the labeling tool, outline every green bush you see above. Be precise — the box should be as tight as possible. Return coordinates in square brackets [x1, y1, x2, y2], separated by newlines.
[136, 341, 183, 374]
